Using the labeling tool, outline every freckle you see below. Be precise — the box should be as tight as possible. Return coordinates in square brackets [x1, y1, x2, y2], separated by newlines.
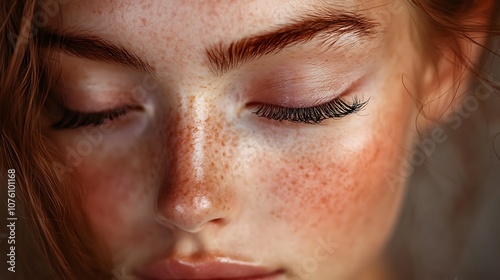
[141, 18, 147, 26]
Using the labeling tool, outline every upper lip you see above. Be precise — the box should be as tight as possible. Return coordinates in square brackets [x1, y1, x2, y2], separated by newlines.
[136, 256, 282, 280]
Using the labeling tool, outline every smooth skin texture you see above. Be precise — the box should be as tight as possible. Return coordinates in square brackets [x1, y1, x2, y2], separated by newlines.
[42, 0, 445, 279]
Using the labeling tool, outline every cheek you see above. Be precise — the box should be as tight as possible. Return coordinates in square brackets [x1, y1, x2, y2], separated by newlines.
[252, 90, 414, 268]
[264, 133, 402, 232]
[65, 136, 161, 257]
[254, 130, 405, 274]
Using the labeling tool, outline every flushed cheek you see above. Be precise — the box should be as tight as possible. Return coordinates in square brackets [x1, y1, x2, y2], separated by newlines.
[258, 130, 405, 265]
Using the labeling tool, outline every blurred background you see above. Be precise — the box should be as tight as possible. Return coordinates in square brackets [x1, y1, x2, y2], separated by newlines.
[386, 34, 500, 280]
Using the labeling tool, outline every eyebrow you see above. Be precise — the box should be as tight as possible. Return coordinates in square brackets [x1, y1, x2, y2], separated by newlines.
[206, 8, 380, 75]
[38, 7, 379, 77]
[38, 29, 155, 75]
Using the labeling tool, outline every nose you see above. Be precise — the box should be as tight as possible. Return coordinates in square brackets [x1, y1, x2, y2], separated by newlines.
[155, 95, 238, 233]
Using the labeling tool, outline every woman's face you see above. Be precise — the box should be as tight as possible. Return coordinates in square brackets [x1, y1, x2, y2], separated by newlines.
[44, 0, 426, 279]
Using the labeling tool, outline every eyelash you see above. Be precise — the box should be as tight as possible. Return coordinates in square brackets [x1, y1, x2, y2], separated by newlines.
[51, 107, 129, 130]
[51, 96, 367, 129]
[252, 96, 368, 124]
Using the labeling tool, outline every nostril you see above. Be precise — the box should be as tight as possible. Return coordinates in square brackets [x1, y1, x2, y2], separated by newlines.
[155, 197, 230, 233]
[210, 218, 226, 226]
[155, 215, 226, 233]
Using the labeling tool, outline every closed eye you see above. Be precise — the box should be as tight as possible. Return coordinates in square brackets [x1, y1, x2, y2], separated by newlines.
[252, 96, 368, 124]
[51, 106, 134, 130]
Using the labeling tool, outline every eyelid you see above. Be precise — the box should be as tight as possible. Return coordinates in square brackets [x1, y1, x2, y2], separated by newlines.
[249, 66, 367, 109]
[51, 105, 141, 130]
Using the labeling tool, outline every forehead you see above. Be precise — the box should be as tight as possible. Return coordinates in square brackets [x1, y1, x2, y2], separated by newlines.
[45, 0, 392, 75]
[50, 0, 384, 41]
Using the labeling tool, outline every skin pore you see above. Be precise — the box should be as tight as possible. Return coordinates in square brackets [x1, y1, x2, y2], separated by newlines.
[42, 0, 436, 279]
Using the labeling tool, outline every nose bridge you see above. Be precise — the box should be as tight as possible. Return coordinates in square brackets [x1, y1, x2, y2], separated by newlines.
[156, 93, 236, 232]
[176, 94, 220, 192]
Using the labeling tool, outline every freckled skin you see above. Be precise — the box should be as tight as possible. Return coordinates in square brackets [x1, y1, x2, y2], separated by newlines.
[45, 0, 429, 279]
